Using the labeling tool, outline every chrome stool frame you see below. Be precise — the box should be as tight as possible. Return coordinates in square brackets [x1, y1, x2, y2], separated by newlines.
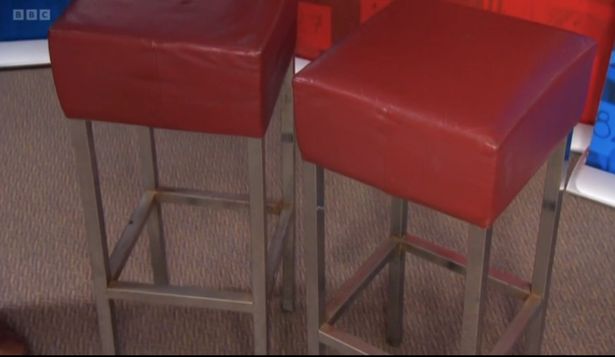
[70, 61, 296, 355]
[304, 135, 571, 355]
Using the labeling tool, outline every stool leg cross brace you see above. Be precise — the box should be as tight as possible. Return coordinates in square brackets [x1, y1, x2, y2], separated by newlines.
[304, 136, 571, 355]
[70, 63, 296, 355]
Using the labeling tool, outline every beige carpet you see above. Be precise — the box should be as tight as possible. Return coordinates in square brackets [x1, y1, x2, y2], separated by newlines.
[0, 67, 614, 355]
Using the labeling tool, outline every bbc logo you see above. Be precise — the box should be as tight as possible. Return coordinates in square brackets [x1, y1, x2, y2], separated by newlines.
[12, 9, 51, 21]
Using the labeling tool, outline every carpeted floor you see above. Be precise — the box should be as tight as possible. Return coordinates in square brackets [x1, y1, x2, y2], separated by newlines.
[0, 67, 614, 355]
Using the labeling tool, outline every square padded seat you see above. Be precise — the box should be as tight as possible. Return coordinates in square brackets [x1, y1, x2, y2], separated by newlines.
[50, 0, 296, 137]
[294, 0, 596, 227]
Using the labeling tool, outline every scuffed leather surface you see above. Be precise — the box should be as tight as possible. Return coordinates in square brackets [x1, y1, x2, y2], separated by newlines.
[49, 0, 296, 138]
[294, 0, 596, 227]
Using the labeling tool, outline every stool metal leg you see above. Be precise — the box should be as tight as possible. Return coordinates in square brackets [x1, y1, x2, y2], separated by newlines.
[70, 120, 117, 355]
[386, 197, 408, 347]
[281, 60, 296, 312]
[248, 138, 269, 355]
[461, 225, 493, 355]
[304, 162, 326, 355]
[526, 137, 570, 355]
[136, 126, 169, 285]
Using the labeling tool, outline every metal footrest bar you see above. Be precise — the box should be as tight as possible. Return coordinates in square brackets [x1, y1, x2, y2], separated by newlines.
[400, 235, 531, 300]
[107, 281, 254, 314]
[110, 186, 292, 286]
[318, 235, 540, 355]
[266, 206, 294, 296]
[489, 295, 542, 355]
[109, 191, 156, 280]
[106, 188, 293, 315]
[313, 240, 396, 355]
[326, 240, 397, 325]
[155, 186, 285, 215]
[319, 324, 389, 355]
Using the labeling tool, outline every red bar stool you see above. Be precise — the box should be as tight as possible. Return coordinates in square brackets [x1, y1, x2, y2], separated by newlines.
[49, 0, 297, 354]
[294, 1, 596, 355]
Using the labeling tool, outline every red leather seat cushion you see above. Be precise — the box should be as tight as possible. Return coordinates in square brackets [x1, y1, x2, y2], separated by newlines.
[49, 0, 296, 138]
[294, 0, 596, 227]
